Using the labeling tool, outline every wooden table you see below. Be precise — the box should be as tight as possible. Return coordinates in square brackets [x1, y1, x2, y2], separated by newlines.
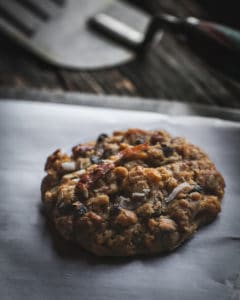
[0, 0, 239, 108]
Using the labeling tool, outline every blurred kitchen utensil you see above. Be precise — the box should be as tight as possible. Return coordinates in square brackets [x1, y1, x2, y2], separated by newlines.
[90, 12, 240, 55]
[0, 0, 150, 69]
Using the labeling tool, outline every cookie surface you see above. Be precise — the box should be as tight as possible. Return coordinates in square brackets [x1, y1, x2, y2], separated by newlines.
[41, 129, 225, 256]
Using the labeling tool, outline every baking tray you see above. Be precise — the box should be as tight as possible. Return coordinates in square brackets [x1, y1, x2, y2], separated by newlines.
[0, 99, 240, 300]
[0, 88, 240, 122]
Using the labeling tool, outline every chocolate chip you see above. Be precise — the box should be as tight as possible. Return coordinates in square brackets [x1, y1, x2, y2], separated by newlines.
[97, 133, 108, 143]
[132, 234, 143, 247]
[102, 149, 113, 159]
[150, 135, 164, 145]
[57, 202, 73, 215]
[90, 155, 102, 164]
[162, 145, 174, 157]
[152, 211, 161, 218]
[74, 204, 88, 217]
[110, 203, 121, 216]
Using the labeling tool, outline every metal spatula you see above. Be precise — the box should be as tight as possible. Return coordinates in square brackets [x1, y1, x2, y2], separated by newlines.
[90, 11, 240, 56]
[0, 0, 150, 69]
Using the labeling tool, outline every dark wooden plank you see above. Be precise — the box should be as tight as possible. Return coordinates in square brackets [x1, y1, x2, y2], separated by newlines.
[0, 0, 239, 108]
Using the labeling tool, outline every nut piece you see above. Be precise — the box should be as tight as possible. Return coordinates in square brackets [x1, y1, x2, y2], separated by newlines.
[148, 217, 177, 232]
[85, 212, 103, 224]
[158, 217, 177, 232]
[44, 186, 58, 204]
[199, 196, 221, 216]
[136, 202, 161, 217]
[115, 209, 138, 227]
[113, 166, 128, 179]
[145, 169, 161, 184]
[90, 195, 110, 212]
[91, 195, 109, 206]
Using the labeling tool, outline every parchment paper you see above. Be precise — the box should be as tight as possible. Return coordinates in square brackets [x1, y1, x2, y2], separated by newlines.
[0, 100, 240, 300]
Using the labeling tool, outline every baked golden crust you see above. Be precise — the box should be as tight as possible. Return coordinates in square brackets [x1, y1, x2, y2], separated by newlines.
[41, 129, 225, 256]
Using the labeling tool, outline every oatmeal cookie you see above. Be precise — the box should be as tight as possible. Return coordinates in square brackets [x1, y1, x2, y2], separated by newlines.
[41, 129, 225, 256]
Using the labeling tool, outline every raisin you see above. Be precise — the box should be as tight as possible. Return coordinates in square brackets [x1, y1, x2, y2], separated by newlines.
[150, 135, 164, 145]
[134, 137, 145, 145]
[162, 145, 174, 157]
[97, 133, 108, 143]
[72, 145, 94, 157]
[77, 162, 114, 191]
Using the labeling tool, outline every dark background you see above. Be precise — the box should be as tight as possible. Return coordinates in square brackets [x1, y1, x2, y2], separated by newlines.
[0, 0, 240, 108]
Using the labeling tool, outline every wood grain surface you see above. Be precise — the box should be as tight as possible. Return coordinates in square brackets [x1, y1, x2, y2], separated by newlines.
[0, 0, 239, 108]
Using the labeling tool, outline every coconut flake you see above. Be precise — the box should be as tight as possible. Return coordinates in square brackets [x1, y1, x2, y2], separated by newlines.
[72, 178, 80, 183]
[63, 173, 75, 179]
[132, 192, 146, 198]
[165, 182, 192, 203]
[62, 168, 86, 180]
[61, 161, 76, 172]
[75, 169, 86, 175]
[119, 196, 131, 209]
[119, 196, 140, 210]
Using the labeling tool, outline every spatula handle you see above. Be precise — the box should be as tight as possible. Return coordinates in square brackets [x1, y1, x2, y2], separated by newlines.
[88, 13, 144, 51]
[184, 17, 240, 52]
[89, 11, 240, 55]
[142, 14, 240, 54]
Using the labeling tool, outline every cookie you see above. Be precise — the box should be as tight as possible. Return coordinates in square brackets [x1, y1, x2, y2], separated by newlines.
[41, 129, 225, 256]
